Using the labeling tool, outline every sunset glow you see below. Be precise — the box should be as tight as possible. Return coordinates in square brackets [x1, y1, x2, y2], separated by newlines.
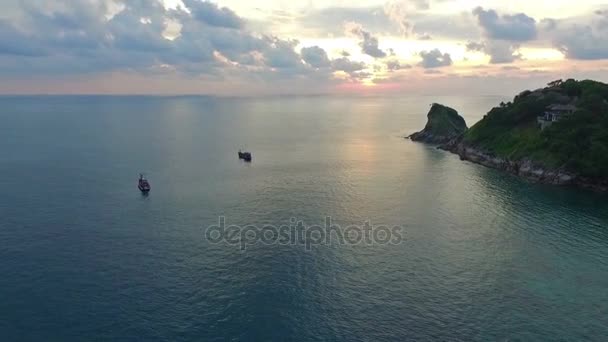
[1, 0, 608, 95]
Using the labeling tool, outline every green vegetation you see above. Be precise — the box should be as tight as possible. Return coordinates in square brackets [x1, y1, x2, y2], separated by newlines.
[464, 79, 608, 178]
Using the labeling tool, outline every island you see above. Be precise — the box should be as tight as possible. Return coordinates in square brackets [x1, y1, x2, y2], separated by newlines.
[410, 79, 608, 192]
[409, 103, 468, 144]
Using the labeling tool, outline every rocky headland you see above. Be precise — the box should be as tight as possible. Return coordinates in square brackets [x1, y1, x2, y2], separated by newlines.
[409, 79, 608, 192]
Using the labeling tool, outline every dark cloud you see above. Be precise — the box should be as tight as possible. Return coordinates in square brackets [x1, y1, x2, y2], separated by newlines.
[545, 11, 608, 60]
[331, 57, 366, 73]
[348, 23, 387, 58]
[301, 46, 331, 68]
[418, 49, 452, 68]
[473, 7, 537, 42]
[260, 38, 303, 69]
[182, 0, 244, 29]
[3, 0, 112, 56]
[0, 0, 367, 85]
[467, 7, 536, 64]
[466, 40, 521, 64]
[555, 27, 608, 60]
[0, 20, 48, 56]
[466, 41, 485, 51]
[328, 57, 369, 82]
[109, 2, 172, 53]
[386, 59, 411, 71]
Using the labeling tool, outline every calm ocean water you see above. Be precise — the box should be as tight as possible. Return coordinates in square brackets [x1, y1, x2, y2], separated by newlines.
[1, 95, 607, 341]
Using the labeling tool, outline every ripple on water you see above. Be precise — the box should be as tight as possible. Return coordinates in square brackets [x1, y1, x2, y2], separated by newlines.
[1, 96, 608, 341]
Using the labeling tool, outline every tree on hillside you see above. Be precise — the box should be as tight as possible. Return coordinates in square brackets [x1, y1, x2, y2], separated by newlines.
[548, 79, 563, 88]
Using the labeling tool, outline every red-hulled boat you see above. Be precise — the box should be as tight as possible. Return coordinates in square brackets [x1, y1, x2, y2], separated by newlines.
[138, 174, 151, 193]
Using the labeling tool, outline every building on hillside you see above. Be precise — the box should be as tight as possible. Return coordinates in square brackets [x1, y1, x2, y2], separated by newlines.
[537, 104, 577, 130]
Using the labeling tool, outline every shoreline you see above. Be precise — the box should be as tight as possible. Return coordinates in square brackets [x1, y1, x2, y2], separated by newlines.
[410, 137, 608, 193]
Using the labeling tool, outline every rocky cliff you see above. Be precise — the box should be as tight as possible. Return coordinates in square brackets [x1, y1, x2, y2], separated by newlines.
[409, 103, 468, 144]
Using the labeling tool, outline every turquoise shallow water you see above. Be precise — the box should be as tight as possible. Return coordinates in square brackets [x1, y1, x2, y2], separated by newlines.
[1, 95, 607, 341]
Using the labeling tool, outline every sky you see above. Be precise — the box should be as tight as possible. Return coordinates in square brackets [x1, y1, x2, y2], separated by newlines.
[1, 0, 608, 96]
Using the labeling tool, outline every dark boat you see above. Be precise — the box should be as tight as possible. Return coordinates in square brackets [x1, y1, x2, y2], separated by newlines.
[238, 150, 252, 162]
[138, 174, 151, 193]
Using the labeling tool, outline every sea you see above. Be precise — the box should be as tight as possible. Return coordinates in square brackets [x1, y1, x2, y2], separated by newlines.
[1, 95, 607, 341]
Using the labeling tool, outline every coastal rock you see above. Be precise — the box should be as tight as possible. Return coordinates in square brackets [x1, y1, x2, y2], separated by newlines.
[409, 103, 468, 144]
[443, 141, 585, 187]
[443, 139, 607, 191]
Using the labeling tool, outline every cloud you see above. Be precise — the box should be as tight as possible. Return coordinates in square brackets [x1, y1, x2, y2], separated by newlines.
[383, 0, 451, 35]
[295, 4, 478, 41]
[109, 2, 173, 53]
[346, 22, 387, 58]
[466, 40, 522, 64]
[331, 57, 366, 73]
[0, 0, 342, 84]
[557, 30, 608, 60]
[545, 11, 608, 60]
[301, 46, 331, 68]
[465, 41, 485, 51]
[0, 0, 382, 87]
[297, 6, 394, 37]
[260, 38, 303, 69]
[418, 49, 452, 68]
[4, 0, 608, 95]
[540, 18, 558, 31]
[0, 20, 47, 56]
[386, 59, 411, 71]
[473, 7, 537, 42]
[411, 12, 480, 41]
[383, 1, 414, 35]
[466, 7, 536, 65]
[181, 0, 244, 29]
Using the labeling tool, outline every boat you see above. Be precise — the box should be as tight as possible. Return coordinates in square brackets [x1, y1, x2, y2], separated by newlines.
[238, 150, 252, 162]
[138, 173, 151, 193]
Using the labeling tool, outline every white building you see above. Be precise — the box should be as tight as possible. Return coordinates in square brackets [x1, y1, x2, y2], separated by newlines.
[537, 104, 577, 130]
